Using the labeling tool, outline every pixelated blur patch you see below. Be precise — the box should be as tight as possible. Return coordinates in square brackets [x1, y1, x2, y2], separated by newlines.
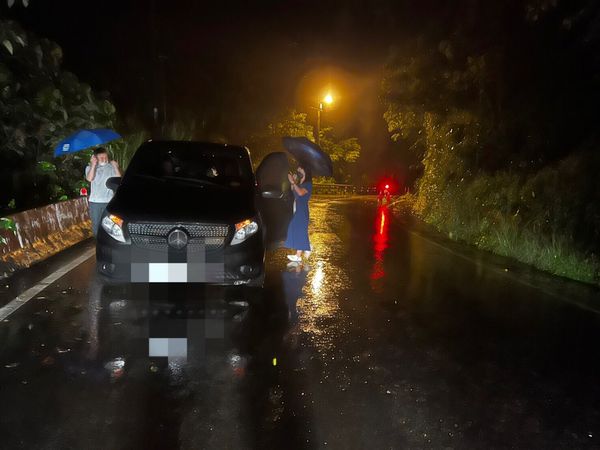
[148, 338, 188, 358]
[148, 263, 188, 282]
[205, 318, 224, 338]
[131, 263, 149, 282]
[130, 261, 226, 283]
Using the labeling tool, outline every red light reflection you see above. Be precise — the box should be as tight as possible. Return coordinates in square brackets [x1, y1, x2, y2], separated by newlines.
[371, 205, 390, 292]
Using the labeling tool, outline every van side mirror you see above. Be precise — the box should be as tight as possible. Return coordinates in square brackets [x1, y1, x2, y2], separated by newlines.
[106, 177, 122, 191]
[261, 190, 284, 199]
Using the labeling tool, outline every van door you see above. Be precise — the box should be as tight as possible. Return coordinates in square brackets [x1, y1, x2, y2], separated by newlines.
[255, 152, 293, 249]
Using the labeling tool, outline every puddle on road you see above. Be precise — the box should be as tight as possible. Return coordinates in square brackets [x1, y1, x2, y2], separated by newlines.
[280, 201, 352, 355]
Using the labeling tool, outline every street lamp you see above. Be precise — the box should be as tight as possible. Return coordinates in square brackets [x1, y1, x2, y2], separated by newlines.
[316, 92, 334, 146]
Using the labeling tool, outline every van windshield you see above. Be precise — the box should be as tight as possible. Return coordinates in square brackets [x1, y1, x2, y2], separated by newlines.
[125, 144, 254, 188]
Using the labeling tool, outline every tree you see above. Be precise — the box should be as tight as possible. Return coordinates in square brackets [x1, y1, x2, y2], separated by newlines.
[0, 19, 117, 213]
[245, 109, 362, 183]
[319, 128, 361, 183]
[380, 0, 600, 281]
[245, 110, 314, 164]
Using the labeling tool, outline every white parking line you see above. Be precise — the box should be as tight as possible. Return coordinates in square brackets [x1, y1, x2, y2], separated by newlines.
[0, 248, 95, 322]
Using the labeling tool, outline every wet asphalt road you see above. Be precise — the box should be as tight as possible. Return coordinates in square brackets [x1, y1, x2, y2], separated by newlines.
[2, 198, 600, 449]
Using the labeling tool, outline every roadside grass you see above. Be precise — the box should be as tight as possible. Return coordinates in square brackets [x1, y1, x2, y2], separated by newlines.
[396, 194, 600, 285]
[486, 221, 599, 283]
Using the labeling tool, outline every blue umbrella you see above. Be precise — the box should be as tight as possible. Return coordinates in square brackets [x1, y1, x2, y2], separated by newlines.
[53, 128, 121, 157]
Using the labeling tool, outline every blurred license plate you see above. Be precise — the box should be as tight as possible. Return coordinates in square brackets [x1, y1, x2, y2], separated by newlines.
[148, 263, 188, 282]
[130, 262, 225, 283]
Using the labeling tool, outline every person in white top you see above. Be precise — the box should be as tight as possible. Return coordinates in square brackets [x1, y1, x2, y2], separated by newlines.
[85, 147, 121, 237]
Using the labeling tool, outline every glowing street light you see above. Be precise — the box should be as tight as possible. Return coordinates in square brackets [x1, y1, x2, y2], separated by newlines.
[316, 91, 334, 145]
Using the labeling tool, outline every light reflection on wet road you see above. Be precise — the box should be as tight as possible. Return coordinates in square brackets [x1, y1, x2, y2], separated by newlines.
[2, 198, 600, 449]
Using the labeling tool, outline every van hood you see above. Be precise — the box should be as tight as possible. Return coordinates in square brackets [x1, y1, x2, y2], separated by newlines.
[106, 177, 256, 224]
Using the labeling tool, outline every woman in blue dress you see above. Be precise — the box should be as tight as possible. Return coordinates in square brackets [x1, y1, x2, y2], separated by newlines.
[284, 165, 312, 262]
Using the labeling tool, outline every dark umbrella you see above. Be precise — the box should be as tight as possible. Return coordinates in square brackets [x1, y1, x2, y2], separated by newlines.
[282, 136, 333, 177]
[53, 128, 121, 157]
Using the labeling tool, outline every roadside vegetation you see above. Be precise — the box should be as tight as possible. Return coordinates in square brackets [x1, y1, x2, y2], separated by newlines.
[382, 1, 600, 284]
[0, 19, 117, 214]
[0, 19, 202, 217]
[246, 109, 361, 183]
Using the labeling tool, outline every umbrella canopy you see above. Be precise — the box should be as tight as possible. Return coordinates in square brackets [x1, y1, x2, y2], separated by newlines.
[53, 128, 121, 157]
[282, 136, 333, 177]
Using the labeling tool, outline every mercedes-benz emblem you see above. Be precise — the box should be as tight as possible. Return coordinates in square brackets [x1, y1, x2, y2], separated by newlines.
[167, 229, 188, 250]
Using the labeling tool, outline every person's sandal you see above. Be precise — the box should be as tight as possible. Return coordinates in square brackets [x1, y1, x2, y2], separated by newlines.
[287, 255, 302, 262]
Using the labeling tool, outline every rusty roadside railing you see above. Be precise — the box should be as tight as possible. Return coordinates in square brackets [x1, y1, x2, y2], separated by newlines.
[0, 197, 92, 276]
[312, 184, 377, 196]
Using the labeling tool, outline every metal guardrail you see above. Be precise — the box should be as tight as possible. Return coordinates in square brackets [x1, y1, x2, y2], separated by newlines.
[0, 197, 92, 273]
[312, 184, 377, 195]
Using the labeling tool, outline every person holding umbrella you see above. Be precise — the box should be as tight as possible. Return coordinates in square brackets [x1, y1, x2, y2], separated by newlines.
[85, 147, 121, 236]
[54, 128, 122, 237]
[281, 136, 333, 263]
[284, 165, 313, 262]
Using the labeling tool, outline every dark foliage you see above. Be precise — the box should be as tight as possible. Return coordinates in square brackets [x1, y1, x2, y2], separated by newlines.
[382, 0, 600, 282]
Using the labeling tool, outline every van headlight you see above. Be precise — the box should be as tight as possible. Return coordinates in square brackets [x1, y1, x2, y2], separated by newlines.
[231, 219, 258, 245]
[101, 214, 126, 243]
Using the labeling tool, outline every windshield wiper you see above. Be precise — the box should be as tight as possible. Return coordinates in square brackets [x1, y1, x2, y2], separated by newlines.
[162, 176, 222, 187]
[132, 174, 166, 182]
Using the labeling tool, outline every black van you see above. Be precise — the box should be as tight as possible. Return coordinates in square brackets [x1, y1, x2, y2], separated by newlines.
[96, 140, 292, 286]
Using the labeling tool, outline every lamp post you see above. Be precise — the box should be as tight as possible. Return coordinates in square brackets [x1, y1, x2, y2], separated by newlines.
[316, 92, 334, 146]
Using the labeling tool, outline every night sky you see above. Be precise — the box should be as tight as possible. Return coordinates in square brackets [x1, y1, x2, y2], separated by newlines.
[1, 1, 465, 179]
